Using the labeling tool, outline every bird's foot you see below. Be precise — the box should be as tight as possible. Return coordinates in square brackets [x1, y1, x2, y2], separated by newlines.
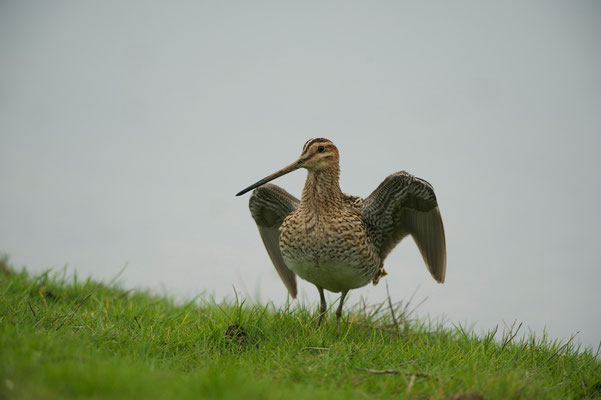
[316, 312, 326, 328]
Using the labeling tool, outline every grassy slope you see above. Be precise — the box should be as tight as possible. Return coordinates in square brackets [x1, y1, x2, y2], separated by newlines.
[0, 258, 599, 400]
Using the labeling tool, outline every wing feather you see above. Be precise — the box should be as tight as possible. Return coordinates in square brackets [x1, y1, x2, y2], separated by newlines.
[249, 184, 299, 297]
[362, 171, 446, 283]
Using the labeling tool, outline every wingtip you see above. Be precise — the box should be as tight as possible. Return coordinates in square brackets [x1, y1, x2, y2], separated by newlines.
[286, 288, 297, 299]
[433, 263, 446, 284]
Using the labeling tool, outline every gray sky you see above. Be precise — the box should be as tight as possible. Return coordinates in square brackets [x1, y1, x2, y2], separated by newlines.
[1, 1, 600, 349]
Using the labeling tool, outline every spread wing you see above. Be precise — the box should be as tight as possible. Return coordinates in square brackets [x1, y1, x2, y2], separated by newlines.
[362, 171, 446, 283]
[248, 183, 300, 297]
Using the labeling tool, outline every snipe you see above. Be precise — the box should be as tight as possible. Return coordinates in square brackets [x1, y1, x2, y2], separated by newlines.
[236, 138, 446, 332]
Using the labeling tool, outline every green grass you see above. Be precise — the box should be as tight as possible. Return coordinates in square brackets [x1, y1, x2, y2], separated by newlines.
[0, 257, 599, 399]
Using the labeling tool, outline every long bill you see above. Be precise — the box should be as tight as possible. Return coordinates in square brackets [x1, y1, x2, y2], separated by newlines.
[235, 159, 302, 196]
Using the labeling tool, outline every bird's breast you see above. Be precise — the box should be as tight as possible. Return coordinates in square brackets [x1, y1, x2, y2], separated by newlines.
[279, 209, 380, 292]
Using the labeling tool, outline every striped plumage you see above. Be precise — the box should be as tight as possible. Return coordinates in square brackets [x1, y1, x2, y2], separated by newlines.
[237, 138, 446, 331]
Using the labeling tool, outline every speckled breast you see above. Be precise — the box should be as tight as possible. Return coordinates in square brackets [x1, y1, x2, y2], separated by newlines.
[279, 209, 380, 293]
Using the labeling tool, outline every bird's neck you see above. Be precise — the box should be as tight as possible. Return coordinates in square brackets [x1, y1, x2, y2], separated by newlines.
[300, 166, 344, 212]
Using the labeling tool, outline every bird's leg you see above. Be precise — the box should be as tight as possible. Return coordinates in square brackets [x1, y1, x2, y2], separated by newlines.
[336, 290, 349, 334]
[316, 286, 327, 327]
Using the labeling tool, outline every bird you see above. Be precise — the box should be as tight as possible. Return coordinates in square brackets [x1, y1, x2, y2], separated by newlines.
[236, 138, 446, 332]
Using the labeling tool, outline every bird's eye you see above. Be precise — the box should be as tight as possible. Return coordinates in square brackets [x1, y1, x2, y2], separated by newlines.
[317, 145, 325, 152]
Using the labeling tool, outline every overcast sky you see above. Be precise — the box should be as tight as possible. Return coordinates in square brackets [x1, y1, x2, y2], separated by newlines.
[1, 1, 600, 349]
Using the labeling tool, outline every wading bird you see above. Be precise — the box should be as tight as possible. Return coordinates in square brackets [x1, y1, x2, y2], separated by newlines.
[236, 138, 446, 332]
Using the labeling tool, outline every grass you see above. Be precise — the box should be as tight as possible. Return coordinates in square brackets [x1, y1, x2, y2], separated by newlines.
[0, 257, 599, 399]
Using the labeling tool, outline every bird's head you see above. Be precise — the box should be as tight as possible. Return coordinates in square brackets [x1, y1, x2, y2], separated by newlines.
[236, 138, 339, 196]
[297, 138, 339, 172]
